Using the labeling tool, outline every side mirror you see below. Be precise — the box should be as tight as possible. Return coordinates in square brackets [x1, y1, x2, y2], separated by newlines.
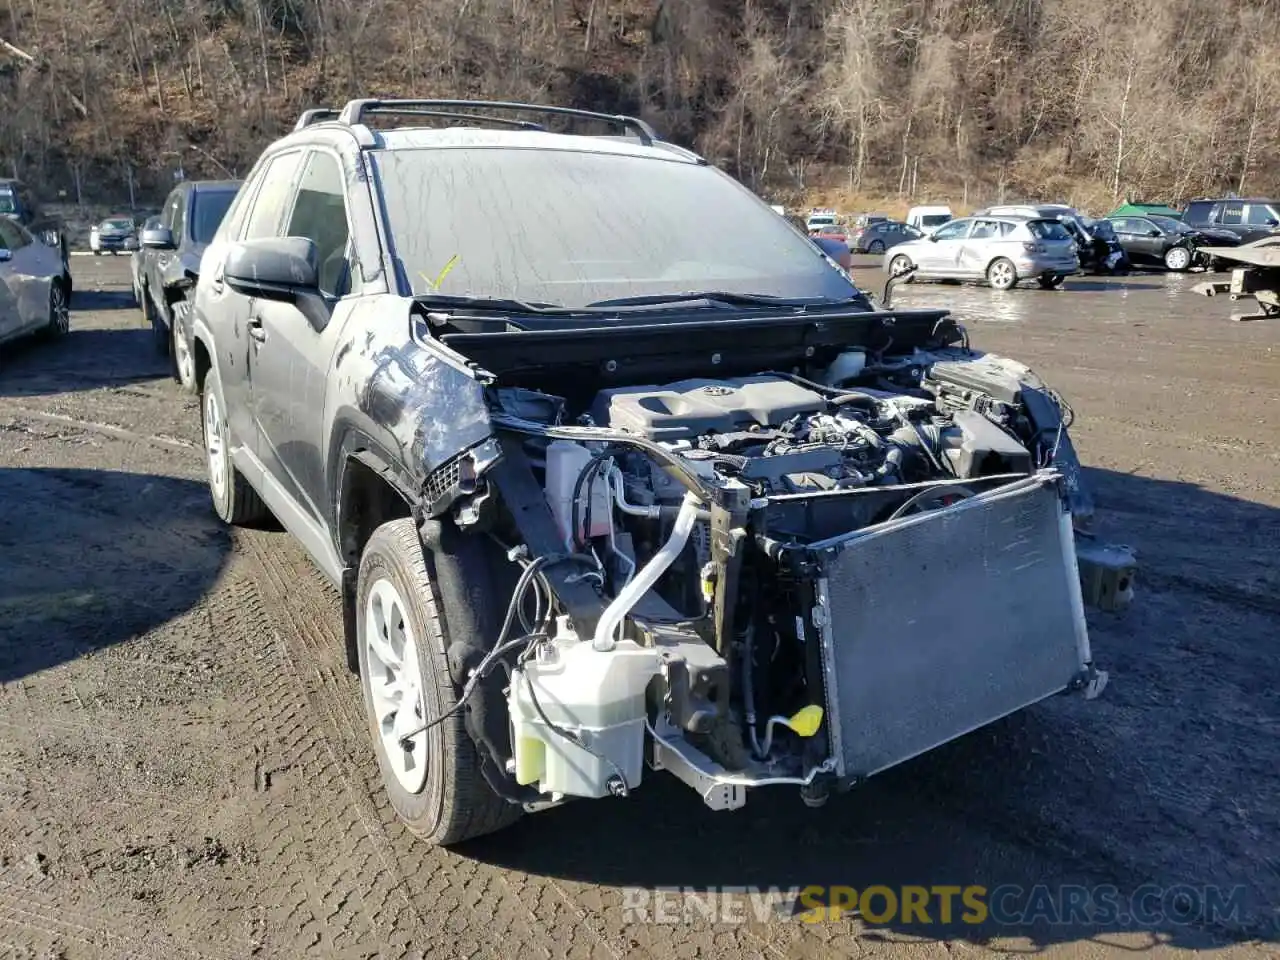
[1267, 218, 1279, 227]
[0, 248, 11, 263]
[140, 226, 176, 250]
[224, 237, 319, 302]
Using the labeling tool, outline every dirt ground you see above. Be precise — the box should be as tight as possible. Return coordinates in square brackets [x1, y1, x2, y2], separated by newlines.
[0, 255, 1277, 960]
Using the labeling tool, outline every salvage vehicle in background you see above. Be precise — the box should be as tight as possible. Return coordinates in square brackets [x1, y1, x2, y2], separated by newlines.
[89, 215, 140, 255]
[0, 216, 71, 348]
[1107, 214, 1240, 271]
[1080, 218, 1130, 275]
[1182, 197, 1280, 246]
[885, 215, 1079, 289]
[973, 203, 1102, 272]
[187, 98, 1126, 847]
[905, 205, 952, 230]
[0, 178, 70, 286]
[137, 179, 240, 393]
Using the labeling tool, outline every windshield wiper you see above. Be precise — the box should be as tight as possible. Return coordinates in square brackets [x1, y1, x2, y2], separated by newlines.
[412, 293, 571, 314]
[584, 291, 854, 309]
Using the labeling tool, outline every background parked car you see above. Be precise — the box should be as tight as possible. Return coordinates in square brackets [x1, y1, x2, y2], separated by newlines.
[813, 222, 853, 247]
[1107, 214, 1240, 271]
[0, 178, 70, 284]
[884, 215, 1079, 290]
[975, 204, 1103, 272]
[89, 215, 140, 255]
[1080, 218, 1130, 274]
[905, 205, 953, 230]
[810, 235, 853, 270]
[0, 216, 71, 348]
[136, 179, 241, 390]
[853, 219, 924, 254]
[1181, 197, 1280, 246]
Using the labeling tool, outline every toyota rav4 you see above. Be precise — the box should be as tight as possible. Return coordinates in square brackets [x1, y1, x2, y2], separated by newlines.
[186, 99, 1133, 846]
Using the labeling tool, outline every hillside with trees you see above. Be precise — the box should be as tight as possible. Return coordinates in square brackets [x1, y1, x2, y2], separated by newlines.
[2, 0, 1279, 211]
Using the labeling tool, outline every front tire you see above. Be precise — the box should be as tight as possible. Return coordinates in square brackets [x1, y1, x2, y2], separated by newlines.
[201, 364, 269, 526]
[357, 518, 520, 846]
[1164, 245, 1192, 271]
[868, 239, 885, 254]
[1038, 274, 1064, 290]
[987, 257, 1018, 290]
[889, 254, 914, 279]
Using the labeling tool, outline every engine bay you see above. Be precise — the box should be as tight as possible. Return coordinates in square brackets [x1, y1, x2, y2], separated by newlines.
[444, 337, 1107, 809]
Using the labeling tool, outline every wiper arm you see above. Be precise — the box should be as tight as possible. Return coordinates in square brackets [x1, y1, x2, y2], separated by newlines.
[584, 291, 850, 309]
[412, 293, 571, 314]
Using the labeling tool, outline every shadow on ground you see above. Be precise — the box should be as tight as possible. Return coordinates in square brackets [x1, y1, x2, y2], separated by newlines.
[72, 287, 138, 311]
[464, 467, 1280, 951]
[0, 468, 230, 682]
[0, 326, 168, 397]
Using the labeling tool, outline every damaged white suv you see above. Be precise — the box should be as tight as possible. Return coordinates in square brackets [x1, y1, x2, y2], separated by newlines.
[187, 99, 1133, 845]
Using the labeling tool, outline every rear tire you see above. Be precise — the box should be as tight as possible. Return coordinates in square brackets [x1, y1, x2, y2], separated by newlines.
[171, 301, 198, 395]
[987, 258, 1018, 290]
[145, 293, 169, 357]
[357, 518, 520, 846]
[201, 363, 269, 527]
[42, 280, 70, 338]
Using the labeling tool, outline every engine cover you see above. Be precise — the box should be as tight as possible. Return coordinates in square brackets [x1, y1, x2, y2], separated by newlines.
[591, 376, 826, 442]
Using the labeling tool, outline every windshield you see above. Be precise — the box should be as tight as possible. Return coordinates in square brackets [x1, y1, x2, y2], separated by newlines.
[808, 216, 836, 227]
[189, 190, 237, 244]
[103, 218, 133, 230]
[372, 148, 858, 308]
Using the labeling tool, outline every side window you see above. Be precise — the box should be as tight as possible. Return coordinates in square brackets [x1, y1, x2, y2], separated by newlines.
[1220, 201, 1244, 225]
[283, 151, 352, 297]
[932, 219, 969, 241]
[969, 219, 999, 239]
[1244, 204, 1279, 226]
[243, 151, 306, 240]
[172, 193, 188, 243]
[0, 218, 21, 251]
[998, 221, 1015, 237]
[214, 174, 260, 244]
[161, 192, 182, 231]
[1113, 218, 1136, 235]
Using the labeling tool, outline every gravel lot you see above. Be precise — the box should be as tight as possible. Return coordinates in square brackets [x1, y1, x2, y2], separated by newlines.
[0, 255, 1277, 959]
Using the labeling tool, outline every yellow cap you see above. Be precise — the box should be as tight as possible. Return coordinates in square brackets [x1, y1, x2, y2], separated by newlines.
[787, 705, 824, 738]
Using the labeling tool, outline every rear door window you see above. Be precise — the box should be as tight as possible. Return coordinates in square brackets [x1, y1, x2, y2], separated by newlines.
[969, 219, 1000, 240]
[1220, 201, 1244, 225]
[1027, 220, 1071, 241]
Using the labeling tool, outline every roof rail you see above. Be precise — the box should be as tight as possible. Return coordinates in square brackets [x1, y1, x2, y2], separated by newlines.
[295, 108, 339, 131]
[336, 99, 660, 145]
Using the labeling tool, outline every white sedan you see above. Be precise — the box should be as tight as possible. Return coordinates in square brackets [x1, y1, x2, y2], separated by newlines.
[0, 217, 71, 347]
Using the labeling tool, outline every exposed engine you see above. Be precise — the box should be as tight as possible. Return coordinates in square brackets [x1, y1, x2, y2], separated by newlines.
[483, 348, 1109, 809]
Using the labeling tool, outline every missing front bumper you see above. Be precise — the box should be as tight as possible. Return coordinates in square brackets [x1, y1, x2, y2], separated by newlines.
[807, 470, 1095, 780]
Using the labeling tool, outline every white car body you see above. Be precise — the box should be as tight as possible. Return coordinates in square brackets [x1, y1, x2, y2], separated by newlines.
[0, 217, 66, 343]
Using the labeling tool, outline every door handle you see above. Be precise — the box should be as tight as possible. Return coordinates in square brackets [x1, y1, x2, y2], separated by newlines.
[247, 317, 266, 343]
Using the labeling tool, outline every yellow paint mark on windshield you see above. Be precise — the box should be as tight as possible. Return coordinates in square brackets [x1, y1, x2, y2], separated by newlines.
[419, 254, 460, 291]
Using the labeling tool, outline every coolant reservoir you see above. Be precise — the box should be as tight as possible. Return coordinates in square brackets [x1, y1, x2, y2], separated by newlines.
[824, 350, 866, 386]
[545, 440, 612, 548]
[509, 626, 661, 799]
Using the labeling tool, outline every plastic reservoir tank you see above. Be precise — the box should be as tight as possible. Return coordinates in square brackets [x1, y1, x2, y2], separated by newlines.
[509, 621, 661, 799]
[544, 440, 612, 549]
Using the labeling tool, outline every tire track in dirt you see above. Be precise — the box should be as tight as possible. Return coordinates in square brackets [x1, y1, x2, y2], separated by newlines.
[238, 529, 569, 959]
[0, 874, 239, 960]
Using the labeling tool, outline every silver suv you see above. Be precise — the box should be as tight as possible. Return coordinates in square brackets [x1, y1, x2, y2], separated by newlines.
[884, 215, 1080, 289]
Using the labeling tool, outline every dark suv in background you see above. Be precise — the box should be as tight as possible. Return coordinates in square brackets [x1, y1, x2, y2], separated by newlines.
[136, 179, 240, 390]
[1182, 197, 1280, 245]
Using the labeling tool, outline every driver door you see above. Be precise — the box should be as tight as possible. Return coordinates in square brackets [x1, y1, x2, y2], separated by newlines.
[248, 149, 354, 526]
[918, 218, 971, 274]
